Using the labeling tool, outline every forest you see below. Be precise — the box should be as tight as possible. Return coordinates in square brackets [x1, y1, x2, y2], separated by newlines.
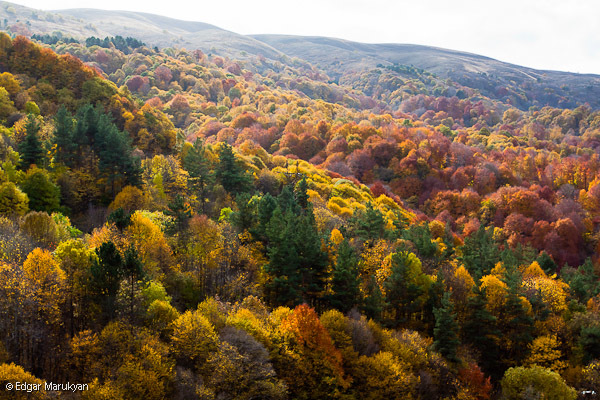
[0, 30, 600, 399]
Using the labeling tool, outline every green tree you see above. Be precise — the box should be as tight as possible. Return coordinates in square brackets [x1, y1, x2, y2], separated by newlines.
[20, 167, 60, 212]
[501, 366, 576, 400]
[53, 105, 76, 167]
[18, 114, 43, 169]
[121, 245, 145, 323]
[459, 224, 500, 280]
[462, 285, 501, 378]
[361, 276, 384, 322]
[216, 143, 251, 195]
[182, 138, 213, 213]
[433, 291, 460, 363]
[384, 251, 429, 324]
[348, 202, 385, 246]
[0, 181, 29, 215]
[91, 241, 124, 321]
[327, 239, 361, 313]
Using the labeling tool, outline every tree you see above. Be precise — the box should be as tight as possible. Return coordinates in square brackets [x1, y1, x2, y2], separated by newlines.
[361, 276, 384, 322]
[216, 143, 251, 195]
[462, 285, 501, 378]
[384, 251, 430, 325]
[170, 310, 219, 371]
[18, 114, 43, 169]
[0, 182, 29, 215]
[433, 292, 460, 363]
[348, 202, 386, 246]
[53, 105, 76, 167]
[165, 195, 191, 233]
[501, 366, 576, 400]
[121, 245, 145, 323]
[183, 138, 213, 213]
[91, 241, 124, 321]
[460, 224, 500, 280]
[327, 239, 361, 313]
[20, 168, 60, 213]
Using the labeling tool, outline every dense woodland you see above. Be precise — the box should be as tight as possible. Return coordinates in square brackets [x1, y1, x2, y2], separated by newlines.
[1, 31, 600, 399]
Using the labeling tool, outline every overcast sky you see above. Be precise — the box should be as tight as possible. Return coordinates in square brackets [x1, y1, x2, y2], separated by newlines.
[10, 0, 600, 74]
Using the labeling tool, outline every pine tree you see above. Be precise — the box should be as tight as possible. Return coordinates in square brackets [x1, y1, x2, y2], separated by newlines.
[349, 202, 385, 246]
[216, 143, 251, 194]
[183, 138, 214, 213]
[18, 114, 43, 169]
[231, 193, 257, 233]
[459, 224, 500, 280]
[122, 245, 145, 323]
[165, 195, 192, 233]
[295, 177, 309, 210]
[384, 251, 424, 324]
[254, 193, 277, 242]
[327, 239, 361, 313]
[91, 241, 124, 321]
[500, 265, 534, 369]
[361, 276, 384, 322]
[462, 285, 501, 377]
[433, 292, 460, 363]
[53, 105, 76, 167]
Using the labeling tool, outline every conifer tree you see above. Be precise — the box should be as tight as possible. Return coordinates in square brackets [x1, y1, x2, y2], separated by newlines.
[349, 202, 385, 246]
[500, 265, 534, 368]
[462, 285, 501, 377]
[122, 245, 145, 323]
[91, 241, 124, 320]
[53, 105, 76, 167]
[459, 224, 500, 280]
[361, 276, 384, 322]
[327, 239, 361, 313]
[183, 138, 213, 213]
[216, 143, 251, 194]
[19, 114, 43, 169]
[433, 291, 460, 363]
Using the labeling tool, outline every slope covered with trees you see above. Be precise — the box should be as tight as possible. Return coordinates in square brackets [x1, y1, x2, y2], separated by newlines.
[0, 31, 600, 399]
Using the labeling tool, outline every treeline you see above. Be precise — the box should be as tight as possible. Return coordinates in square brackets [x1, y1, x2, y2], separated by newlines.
[85, 35, 145, 54]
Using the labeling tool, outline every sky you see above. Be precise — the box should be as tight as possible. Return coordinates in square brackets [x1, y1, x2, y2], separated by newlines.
[9, 0, 600, 74]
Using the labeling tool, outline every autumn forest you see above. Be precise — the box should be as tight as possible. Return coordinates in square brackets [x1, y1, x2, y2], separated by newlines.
[0, 11, 600, 399]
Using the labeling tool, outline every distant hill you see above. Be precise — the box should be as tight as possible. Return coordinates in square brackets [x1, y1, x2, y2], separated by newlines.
[252, 35, 600, 110]
[1, 1, 599, 109]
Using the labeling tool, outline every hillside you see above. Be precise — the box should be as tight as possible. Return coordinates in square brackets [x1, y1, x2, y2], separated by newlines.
[253, 34, 600, 110]
[0, 1, 598, 110]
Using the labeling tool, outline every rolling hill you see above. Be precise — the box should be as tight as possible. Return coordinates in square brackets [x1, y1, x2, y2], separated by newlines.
[0, 0, 599, 110]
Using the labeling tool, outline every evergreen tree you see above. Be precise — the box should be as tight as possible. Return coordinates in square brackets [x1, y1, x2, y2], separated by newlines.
[107, 207, 132, 231]
[327, 239, 361, 313]
[183, 138, 213, 213]
[122, 245, 145, 323]
[165, 195, 192, 233]
[459, 224, 500, 280]
[231, 193, 257, 233]
[537, 251, 558, 275]
[361, 276, 384, 322]
[216, 143, 251, 194]
[384, 251, 425, 324]
[91, 241, 124, 320]
[254, 193, 277, 242]
[462, 285, 501, 378]
[265, 209, 301, 305]
[20, 168, 60, 212]
[563, 258, 600, 303]
[265, 194, 328, 308]
[18, 114, 43, 169]
[500, 265, 534, 369]
[403, 223, 438, 259]
[348, 202, 386, 246]
[53, 105, 76, 167]
[295, 177, 310, 210]
[433, 291, 460, 363]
